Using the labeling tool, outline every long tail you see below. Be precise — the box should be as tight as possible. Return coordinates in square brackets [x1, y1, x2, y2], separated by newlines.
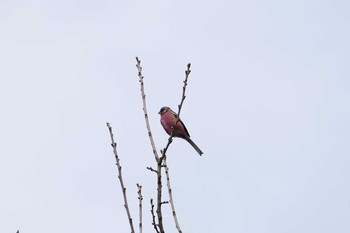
[185, 137, 203, 156]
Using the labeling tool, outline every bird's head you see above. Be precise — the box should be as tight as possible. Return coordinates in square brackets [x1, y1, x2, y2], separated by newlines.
[158, 106, 170, 115]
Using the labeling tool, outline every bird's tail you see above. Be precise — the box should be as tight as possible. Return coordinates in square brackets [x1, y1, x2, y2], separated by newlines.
[185, 137, 203, 156]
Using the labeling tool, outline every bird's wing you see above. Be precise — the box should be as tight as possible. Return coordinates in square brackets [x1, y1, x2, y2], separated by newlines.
[171, 110, 191, 137]
[180, 119, 190, 137]
[171, 110, 178, 118]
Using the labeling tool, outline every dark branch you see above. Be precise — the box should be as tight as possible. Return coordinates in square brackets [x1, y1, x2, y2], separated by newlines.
[150, 199, 160, 233]
[137, 183, 143, 233]
[147, 167, 158, 173]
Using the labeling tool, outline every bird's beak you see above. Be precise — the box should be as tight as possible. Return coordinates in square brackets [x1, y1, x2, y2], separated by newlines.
[158, 110, 161, 114]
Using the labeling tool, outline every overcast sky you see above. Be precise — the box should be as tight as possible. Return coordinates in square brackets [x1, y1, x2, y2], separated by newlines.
[1, 0, 349, 232]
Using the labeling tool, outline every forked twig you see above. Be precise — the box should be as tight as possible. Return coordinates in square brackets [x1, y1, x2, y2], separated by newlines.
[106, 122, 135, 233]
[146, 167, 158, 173]
[136, 58, 191, 233]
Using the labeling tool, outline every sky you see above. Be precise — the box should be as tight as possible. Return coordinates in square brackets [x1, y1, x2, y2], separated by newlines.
[1, 0, 350, 232]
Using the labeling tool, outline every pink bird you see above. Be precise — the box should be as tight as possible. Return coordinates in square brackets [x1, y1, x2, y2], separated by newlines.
[158, 106, 203, 155]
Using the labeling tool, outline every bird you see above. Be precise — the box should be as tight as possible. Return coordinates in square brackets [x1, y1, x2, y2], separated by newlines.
[158, 106, 203, 155]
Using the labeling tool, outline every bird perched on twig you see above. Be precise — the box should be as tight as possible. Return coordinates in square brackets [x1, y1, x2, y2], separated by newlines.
[158, 106, 203, 156]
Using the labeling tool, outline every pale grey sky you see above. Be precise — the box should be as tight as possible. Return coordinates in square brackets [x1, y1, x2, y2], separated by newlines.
[1, 0, 349, 232]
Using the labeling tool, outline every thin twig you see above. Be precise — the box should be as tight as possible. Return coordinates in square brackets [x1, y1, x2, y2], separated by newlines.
[146, 167, 158, 173]
[136, 57, 159, 162]
[106, 122, 135, 233]
[137, 183, 143, 233]
[164, 157, 182, 233]
[150, 199, 160, 233]
[160, 135, 173, 160]
[177, 63, 191, 117]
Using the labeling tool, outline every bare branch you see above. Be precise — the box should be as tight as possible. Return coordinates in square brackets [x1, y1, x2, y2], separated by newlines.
[106, 122, 135, 233]
[177, 63, 191, 117]
[136, 57, 159, 162]
[137, 183, 143, 233]
[150, 199, 160, 233]
[164, 157, 182, 233]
